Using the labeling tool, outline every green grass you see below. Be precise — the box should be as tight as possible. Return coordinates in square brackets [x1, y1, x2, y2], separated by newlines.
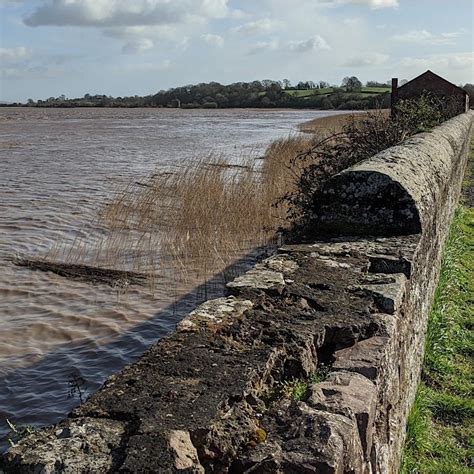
[283, 86, 390, 98]
[283, 89, 320, 97]
[278, 367, 331, 401]
[361, 86, 391, 93]
[401, 185, 474, 473]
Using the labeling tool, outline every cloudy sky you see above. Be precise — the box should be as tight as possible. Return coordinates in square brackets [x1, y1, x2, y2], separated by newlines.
[0, 0, 472, 102]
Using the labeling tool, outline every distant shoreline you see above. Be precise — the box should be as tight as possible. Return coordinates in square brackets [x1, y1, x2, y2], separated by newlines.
[0, 104, 380, 112]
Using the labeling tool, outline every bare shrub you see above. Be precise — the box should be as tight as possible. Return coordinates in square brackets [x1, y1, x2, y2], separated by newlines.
[281, 95, 450, 234]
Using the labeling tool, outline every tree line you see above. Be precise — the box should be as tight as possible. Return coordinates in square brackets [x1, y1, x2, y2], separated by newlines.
[5, 77, 474, 111]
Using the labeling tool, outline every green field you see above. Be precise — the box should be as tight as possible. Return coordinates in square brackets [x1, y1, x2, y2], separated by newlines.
[283, 86, 390, 98]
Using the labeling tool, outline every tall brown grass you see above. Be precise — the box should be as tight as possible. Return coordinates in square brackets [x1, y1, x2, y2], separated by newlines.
[41, 134, 316, 291]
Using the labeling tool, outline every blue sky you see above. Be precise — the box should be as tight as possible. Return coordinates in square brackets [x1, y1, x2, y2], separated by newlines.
[0, 0, 472, 102]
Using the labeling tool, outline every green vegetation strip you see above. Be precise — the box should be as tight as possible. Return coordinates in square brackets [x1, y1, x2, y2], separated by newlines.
[401, 204, 474, 473]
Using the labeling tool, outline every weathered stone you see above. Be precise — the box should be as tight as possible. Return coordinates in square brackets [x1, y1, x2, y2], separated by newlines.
[242, 402, 366, 473]
[315, 256, 352, 269]
[260, 254, 299, 274]
[3, 418, 125, 473]
[308, 371, 377, 456]
[332, 336, 388, 380]
[368, 255, 412, 278]
[356, 273, 407, 314]
[226, 268, 285, 290]
[176, 296, 253, 333]
[310, 111, 474, 236]
[168, 430, 204, 472]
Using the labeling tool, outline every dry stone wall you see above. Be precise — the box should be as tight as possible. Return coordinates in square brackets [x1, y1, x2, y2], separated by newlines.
[2, 111, 473, 473]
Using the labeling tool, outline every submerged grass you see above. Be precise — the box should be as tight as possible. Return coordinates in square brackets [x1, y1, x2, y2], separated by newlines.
[401, 201, 474, 473]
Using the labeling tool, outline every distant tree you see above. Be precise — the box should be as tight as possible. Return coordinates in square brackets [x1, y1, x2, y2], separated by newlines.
[321, 97, 334, 109]
[261, 79, 276, 89]
[318, 80, 330, 89]
[282, 78, 292, 89]
[250, 80, 262, 89]
[342, 76, 362, 92]
[366, 81, 389, 88]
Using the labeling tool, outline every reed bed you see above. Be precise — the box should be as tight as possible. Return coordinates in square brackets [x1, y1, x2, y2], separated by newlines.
[298, 109, 390, 135]
[34, 133, 317, 292]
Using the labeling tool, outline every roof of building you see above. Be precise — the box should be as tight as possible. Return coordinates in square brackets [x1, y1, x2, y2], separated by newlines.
[398, 70, 468, 96]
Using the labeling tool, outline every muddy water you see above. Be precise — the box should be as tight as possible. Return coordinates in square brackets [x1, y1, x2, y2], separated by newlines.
[0, 107, 340, 450]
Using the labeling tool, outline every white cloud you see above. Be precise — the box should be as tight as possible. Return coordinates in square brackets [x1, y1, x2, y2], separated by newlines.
[320, 0, 398, 8]
[0, 46, 29, 60]
[344, 52, 389, 67]
[24, 0, 230, 27]
[392, 29, 465, 45]
[248, 40, 279, 55]
[122, 38, 154, 55]
[201, 33, 224, 47]
[22, 0, 233, 55]
[288, 35, 330, 53]
[232, 18, 281, 35]
[400, 52, 473, 71]
[247, 35, 330, 56]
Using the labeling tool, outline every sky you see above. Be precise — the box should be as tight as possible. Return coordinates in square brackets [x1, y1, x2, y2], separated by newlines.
[0, 0, 472, 102]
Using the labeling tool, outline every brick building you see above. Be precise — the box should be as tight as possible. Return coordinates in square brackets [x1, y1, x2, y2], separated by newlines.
[391, 70, 470, 117]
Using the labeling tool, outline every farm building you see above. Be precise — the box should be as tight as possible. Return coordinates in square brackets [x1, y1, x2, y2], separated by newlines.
[391, 70, 470, 117]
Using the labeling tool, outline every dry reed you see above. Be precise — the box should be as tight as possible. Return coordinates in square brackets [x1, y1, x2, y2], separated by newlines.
[35, 134, 317, 292]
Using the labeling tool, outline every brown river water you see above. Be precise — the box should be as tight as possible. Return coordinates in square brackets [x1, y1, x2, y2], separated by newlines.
[0, 107, 342, 451]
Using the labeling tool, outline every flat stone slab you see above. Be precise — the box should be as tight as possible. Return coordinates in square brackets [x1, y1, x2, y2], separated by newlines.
[177, 296, 253, 333]
[226, 267, 285, 290]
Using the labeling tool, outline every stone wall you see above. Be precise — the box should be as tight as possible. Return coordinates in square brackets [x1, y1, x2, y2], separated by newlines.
[2, 111, 473, 473]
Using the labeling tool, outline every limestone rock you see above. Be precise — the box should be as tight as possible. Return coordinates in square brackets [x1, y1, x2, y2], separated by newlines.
[260, 254, 299, 274]
[168, 430, 204, 472]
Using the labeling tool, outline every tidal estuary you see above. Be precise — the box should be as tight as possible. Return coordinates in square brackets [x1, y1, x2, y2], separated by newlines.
[0, 107, 341, 450]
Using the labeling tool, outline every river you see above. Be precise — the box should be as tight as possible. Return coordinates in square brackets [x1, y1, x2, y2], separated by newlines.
[0, 106, 342, 451]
